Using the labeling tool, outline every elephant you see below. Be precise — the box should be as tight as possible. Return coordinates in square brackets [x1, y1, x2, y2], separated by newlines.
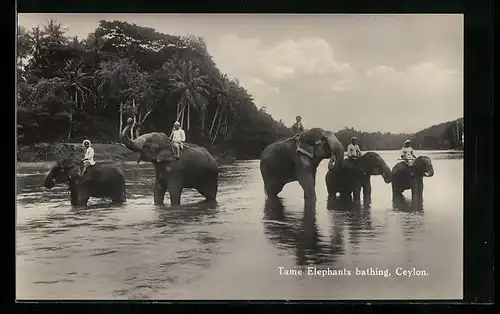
[43, 156, 126, 206]
[391, 155, 434, 203]
[259, 128, 344, 206]
[325, 152, 392, 204]
[120, 122, 219, 206]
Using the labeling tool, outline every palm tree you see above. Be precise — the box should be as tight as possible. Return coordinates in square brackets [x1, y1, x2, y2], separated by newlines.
[61, 60, 93, 140]
[209, 73, 231, 140]
[165, 60, 209, 134]
[95, 59, 131, 140]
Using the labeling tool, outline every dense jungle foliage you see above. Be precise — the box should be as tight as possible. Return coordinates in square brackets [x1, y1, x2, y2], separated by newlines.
[17, 20, 463, 160]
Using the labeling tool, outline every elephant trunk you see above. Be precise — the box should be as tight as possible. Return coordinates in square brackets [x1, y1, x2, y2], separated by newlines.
[382, 166, 392, 183]
[325, 132, 344, 171]
[424, 167, 434, 177]
[120, 123, 142, 152]
[43, 168, 55, 189]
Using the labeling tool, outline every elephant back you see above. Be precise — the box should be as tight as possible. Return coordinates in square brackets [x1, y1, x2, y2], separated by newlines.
[392, 161, 411, 176]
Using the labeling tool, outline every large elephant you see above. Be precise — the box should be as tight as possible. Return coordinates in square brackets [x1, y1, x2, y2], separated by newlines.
[260, 128, 344, 206]
[391, 156, 434, 203]
[43, 156, 126, 206]
[325, 152, 392, 203]
[120, 123, 219, 206]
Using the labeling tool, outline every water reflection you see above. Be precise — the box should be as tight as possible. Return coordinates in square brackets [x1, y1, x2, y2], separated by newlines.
[262, 197, 343, 266]
[327, 197, 374, 246]
[391, 198, 425, 243]
[392, 195, 424, 212]
[153, 200, 219, 230]
[17, 151, 463, 299]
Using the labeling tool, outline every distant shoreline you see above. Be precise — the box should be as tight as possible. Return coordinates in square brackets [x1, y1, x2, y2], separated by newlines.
[16, 142, 239, 163]
[16, 142, 462, 163]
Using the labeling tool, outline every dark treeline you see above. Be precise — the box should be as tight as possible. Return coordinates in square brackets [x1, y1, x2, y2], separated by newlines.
[17, 20, 292, 159]
[335, 117, 463, 151]
[17, 20, 463, 160]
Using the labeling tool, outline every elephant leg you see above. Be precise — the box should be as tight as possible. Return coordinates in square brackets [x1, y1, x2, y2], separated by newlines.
[264, 180, 285, 198]
[340, 192, 352, 203]
[326, 178, 339, 199]
[296, 168, 316, 206]
[78, 192, 89, 206]
[168, 186, 183, 206]
[411, 181, 419, 201]
[197, 176, 218, 201]
[167, 176, 184, 206]
[112, 183, 126, 203]
[413, 178, 424, 205]
[154, 179, 167, 205]
[70, 190, 78, 206]
[352, 187, 361, 202]
[71, 185, 89, 206]
[392, 182, 403, 199]
[362, 180, 372, 204]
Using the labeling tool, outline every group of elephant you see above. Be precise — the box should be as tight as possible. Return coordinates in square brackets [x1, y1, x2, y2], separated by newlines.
[43, 125, 434, 208]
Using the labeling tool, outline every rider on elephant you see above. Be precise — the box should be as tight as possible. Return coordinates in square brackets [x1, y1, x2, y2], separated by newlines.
[401, 139, 416, 166]
[291, 115, 305, 135]
[346, 137, 362, 168]
[170, 121, 186, 160]
[80, 139, 96, 176]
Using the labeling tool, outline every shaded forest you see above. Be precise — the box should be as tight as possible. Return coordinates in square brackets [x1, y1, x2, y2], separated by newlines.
[335, 117, 463, 151]
[17, 20, 463, 160]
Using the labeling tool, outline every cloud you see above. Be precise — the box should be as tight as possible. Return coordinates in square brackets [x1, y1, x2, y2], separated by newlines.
[208, 34, 462, 133]
[365, 62, 459, 90]
[210, 34, 354, 83]
[331, 78, 357, 92]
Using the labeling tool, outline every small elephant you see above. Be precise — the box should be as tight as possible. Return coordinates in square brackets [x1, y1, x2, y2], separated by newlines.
[326, 152, 392, 204]
[260, 128, 344, 206]
[120, 122, 219, 206]
[43, 156, 126, 206]
[391, 155, 434, 203]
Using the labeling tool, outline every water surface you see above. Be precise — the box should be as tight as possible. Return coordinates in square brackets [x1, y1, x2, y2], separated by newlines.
[16, 150, 463, 300]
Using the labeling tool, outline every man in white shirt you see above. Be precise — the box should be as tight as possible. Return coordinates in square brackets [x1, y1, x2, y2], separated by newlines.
[401, 139, 416, 166]
[170, 121, 186, 159]
[80, 139, 96, 175]
[347, 137, 362, 160]
[346, 137, 362, 169]
[291, 115, 305, 135]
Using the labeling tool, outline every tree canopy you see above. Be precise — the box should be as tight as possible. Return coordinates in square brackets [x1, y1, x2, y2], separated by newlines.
[17, 20, 463, 159]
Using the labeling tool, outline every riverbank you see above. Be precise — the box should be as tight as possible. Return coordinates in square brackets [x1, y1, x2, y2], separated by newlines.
[17, 143, 140, 163]
[16, 142, 238, 163]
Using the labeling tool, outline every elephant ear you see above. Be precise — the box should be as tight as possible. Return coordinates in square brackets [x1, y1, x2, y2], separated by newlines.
[297, 140, 315, 158]
[156, 147, 176, 163]
[296, 130, 322, 158]
[356, 155, 374, 174]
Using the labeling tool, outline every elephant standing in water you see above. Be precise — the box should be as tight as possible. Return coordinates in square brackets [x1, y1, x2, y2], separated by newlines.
[120, 123, 219, 206]
[260, 128, 344, 206]
[43, 156, 126, 206]
[325, 152, 392, 204]
[391, 156, 434, 203]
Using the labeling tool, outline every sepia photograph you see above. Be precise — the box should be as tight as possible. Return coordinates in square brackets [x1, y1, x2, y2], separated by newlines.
[16, 13, 464, 300]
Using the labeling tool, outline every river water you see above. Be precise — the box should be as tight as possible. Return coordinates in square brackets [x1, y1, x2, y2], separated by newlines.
[16, 150, 463, 300]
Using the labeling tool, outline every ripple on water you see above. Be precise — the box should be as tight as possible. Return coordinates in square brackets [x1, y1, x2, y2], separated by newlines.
[16, 155, 463, 300]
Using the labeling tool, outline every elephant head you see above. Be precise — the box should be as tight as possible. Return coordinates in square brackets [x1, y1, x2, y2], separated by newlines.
[120, 123, 177, 163]
[356, 152, 392, 183]
[43, 156, 81, 189]
[296, 128, 344, 171]
[413, 156, 434, 177]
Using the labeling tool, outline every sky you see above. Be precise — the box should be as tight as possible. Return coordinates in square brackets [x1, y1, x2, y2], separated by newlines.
[18, 14, 463, 133]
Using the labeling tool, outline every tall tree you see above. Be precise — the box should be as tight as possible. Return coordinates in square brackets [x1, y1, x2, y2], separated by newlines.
[164, 59, 209, 133]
